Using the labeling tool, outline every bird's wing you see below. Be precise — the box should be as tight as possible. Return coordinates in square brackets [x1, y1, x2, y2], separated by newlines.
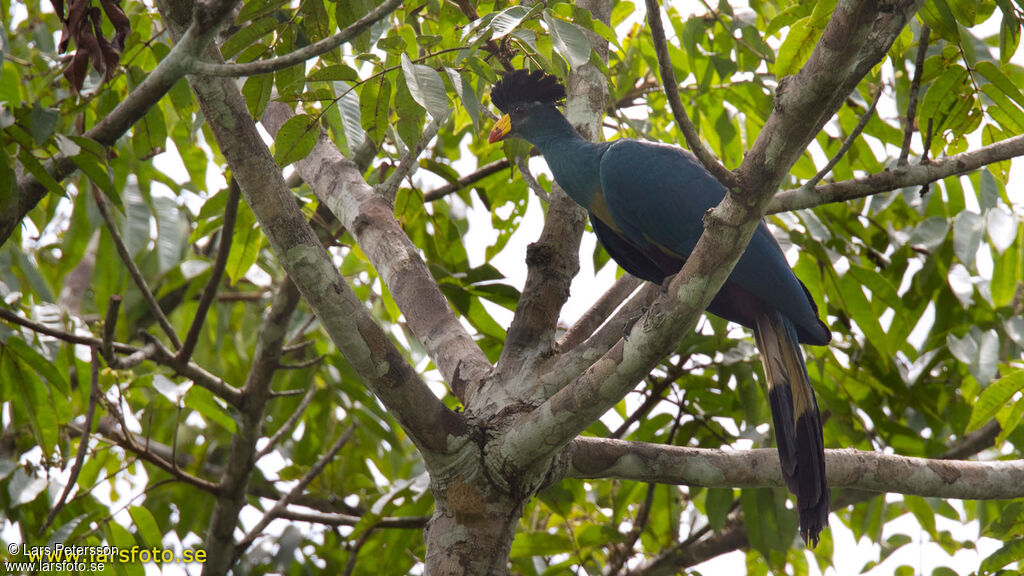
[589, 214, 669, 284]
[598, 139, 829, 344]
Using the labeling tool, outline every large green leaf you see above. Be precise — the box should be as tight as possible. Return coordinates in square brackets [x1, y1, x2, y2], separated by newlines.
[401, 53, 451, 120]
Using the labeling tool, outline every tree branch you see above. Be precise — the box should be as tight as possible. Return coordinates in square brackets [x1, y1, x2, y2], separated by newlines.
[270, 509, 429, 529]
[3, 0, 243, 247]
[177, 179, 241, 363]
[203, 278, 302, 575]
[375, 114, 445, 202]
[0, 305, 242, 404]
[557, 274, 643, 353]
[260, 102, 492, 406]
[255, 383, 317, 460]
[422, 157, 512, 202]
[155, 7, 466, 469]
[69, 417, 220, 493]
[644, 0, 737, 188]
[191, 0, 401, 77]
[91, 185, 182, 349]
[566, 438, 1024, 500]
[768, 133, 1024, 214]
[802, 86, 883, 191]
[532, 283, 658, 404]
[41, 346, 101, 533]
[233, 425, 357, 564]
[619, 419, 1005, 575]
[899, 25, 930, 166]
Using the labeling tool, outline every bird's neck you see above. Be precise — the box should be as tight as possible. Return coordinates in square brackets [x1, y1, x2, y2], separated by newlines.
[530, 118, 604, 207]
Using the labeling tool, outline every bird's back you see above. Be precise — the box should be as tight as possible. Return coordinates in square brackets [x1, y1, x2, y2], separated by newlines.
[597, 139, 830, 345]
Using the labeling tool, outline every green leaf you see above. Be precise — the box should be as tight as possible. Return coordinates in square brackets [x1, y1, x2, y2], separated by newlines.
[967, 369, 1024, 432]
[29, 102, 59, 145]
[225, 201, 262, 285]
[184, 386, 238, 434]
[67, 137, 118, 206]
[775, 17, 820, 77]
[307, 64, 360, 83]
[1001, 12, 1021, 64]
[17, 148, 65, 197]
[489, 5, 531, 39]
[153, 195, 184, 274]
[122, 181, 150, 257]
[947, 0, 978, 26]
[995, 394, 1024, 444]
[990, 234, 1020, 307]
[221, 16, 276, 59]
[6, 337, 69, 398]
[836, 272, 888, 353]
[705, 487, 733, 531]
[401, 53, 451, 120]
[335, 81, 366, 153]
[920, 65, 970, 138]
[980, 537, 1024, 573]
[273, 114, 319, 167]
[904, 496, 938, 539]
[952, 210, 984, 267]
[129, 506, 163, 549]
[359, 77, 392, 144]
[510, 531, 573, 556]
[920, 0, 961, 41]
[105, 522, 146, 576]
[976, 60, 1024, 109]
[544, 11, 591, 69]
[242, 74, 273, 119]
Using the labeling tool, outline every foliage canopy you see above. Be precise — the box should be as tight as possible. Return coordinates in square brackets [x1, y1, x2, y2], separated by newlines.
[1, 0, 1023, 574]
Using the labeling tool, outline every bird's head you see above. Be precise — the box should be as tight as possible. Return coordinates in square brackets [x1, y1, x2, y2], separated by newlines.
[488, 70, 567, 144]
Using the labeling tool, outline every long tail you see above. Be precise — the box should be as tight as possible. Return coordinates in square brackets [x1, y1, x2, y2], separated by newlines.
[753, 308, 829, 546]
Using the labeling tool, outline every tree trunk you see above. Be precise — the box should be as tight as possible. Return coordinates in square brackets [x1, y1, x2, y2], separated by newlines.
[425, 474, 525, 575]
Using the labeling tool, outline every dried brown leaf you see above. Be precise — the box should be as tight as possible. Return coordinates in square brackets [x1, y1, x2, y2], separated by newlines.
[100, 0, 130, 50]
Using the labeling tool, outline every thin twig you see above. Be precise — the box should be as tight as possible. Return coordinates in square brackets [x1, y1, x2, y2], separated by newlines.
[376, 115, 446, 202]
[695, 0, 770, 61]
[341, 527, 377, 576]
[424, 159, 510, 201]
[269, 388, 309, 397]
[899, 25, 930, 166]
[255, 384, 318, 460]
[0, 306, 135, 353]
[70, 417, 220, 493]
[233, 425, 357, 563]
[101, 295, 122, 364]
[271, 508, 428, 528]
[558, 274, 643, 352]
[91, 186, 182, 349]
[277, 355, 326, 370]
[801, 86, 884, 192]
[177, 179, 241, 362]
[644, 0, 737, 188]
[921, 117, 934, 163]
[41, 347, 101, 533]
[192, 0, 402, 77]
[515, 156, 550, 203]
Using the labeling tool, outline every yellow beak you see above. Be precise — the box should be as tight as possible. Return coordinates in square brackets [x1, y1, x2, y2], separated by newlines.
[488, 114, 511, 143]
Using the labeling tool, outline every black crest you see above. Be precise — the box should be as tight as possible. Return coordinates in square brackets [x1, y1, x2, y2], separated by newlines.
[491, 70, 565, 113]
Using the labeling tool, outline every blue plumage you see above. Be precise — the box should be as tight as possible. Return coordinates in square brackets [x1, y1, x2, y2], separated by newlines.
[489, 70, 831, 545]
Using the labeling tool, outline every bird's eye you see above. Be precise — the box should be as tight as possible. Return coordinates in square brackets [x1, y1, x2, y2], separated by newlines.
[511, 104, 525, 114]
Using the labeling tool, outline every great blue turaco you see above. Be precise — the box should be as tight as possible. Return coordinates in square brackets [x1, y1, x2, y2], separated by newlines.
[488, 70, 831, 545]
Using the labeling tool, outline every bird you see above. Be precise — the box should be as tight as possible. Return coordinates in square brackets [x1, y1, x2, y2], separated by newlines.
[488, 69, 831, 545]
